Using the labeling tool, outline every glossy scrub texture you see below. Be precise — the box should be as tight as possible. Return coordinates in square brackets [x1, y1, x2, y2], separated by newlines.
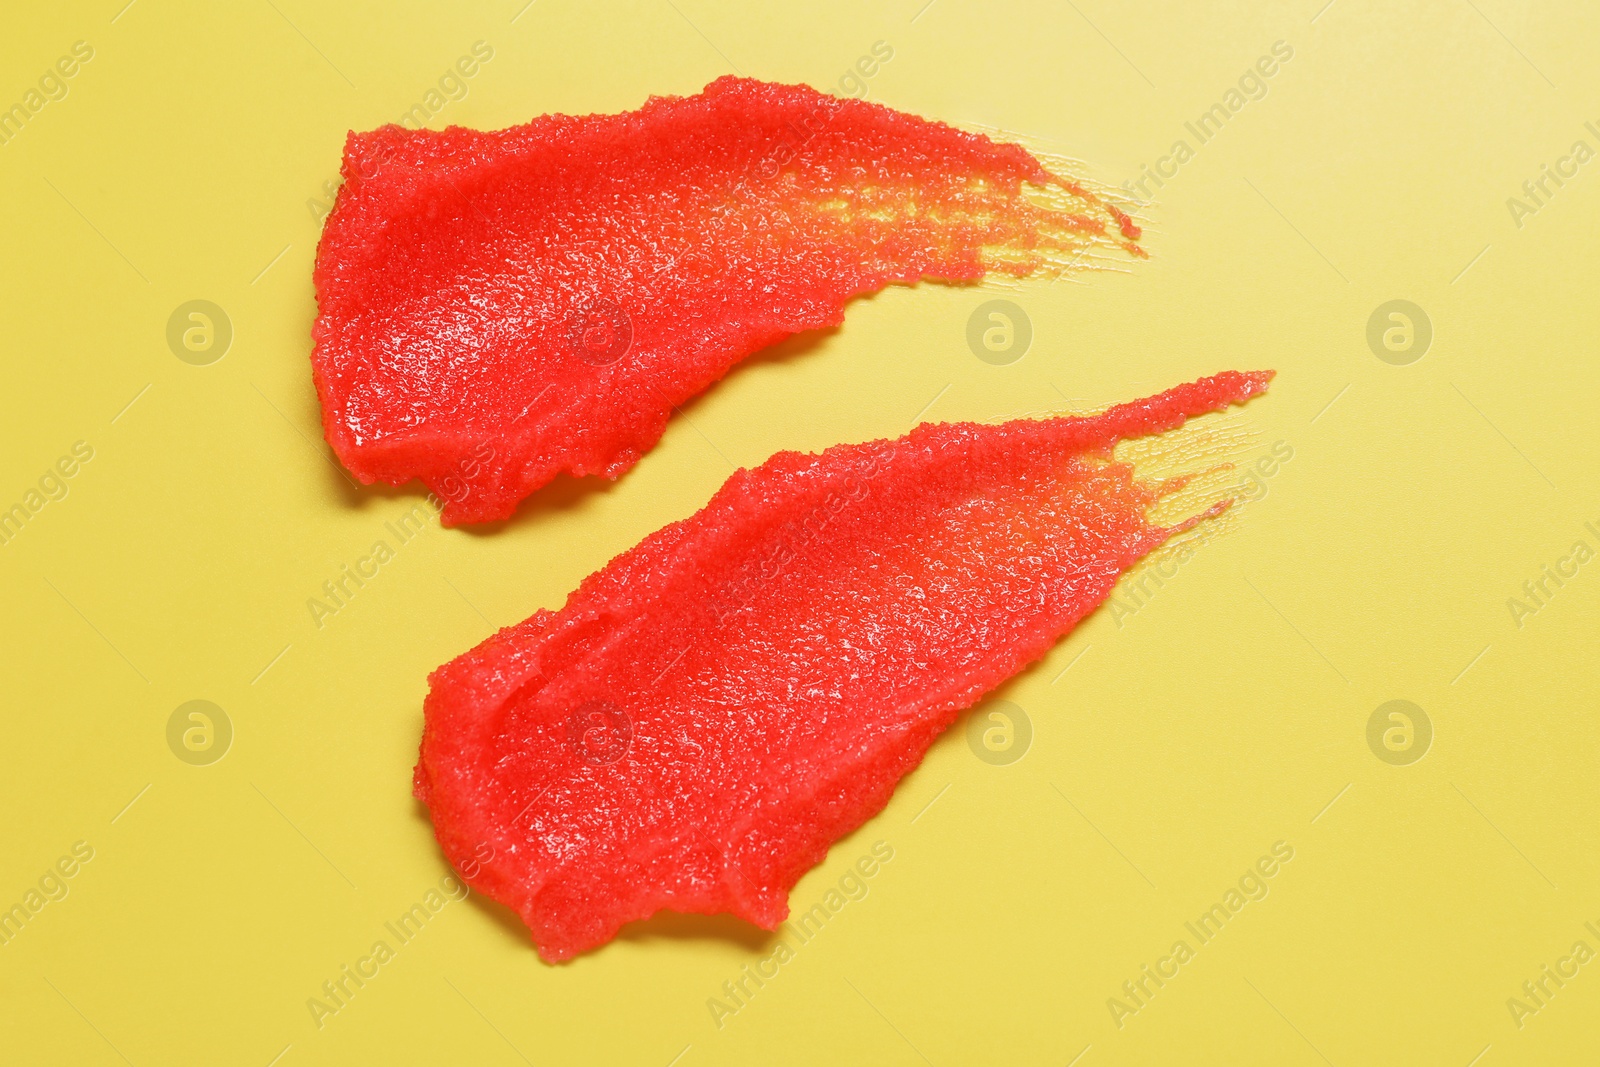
[414, 371, 1272, 961]
[313, 76, 1145, 524]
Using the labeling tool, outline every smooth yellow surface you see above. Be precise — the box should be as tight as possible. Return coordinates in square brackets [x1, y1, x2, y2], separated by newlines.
[3, 2, 1598, 1064]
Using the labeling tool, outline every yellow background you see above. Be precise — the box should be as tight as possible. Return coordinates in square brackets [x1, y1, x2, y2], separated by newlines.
[3, 1, 1597, 1063]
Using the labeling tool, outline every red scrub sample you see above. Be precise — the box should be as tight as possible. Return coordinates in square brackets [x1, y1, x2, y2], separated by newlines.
[414, 370, 1272, 961]
[312, 76, 1145, 524]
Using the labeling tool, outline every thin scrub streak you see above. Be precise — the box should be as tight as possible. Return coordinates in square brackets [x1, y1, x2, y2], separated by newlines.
[415, 371, 1273, 961]
[312, 76, 1147, 524]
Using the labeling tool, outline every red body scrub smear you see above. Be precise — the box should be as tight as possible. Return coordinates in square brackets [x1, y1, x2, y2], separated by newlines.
[313, 76, 1144, 524]
[414, 370, 1271, 961]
